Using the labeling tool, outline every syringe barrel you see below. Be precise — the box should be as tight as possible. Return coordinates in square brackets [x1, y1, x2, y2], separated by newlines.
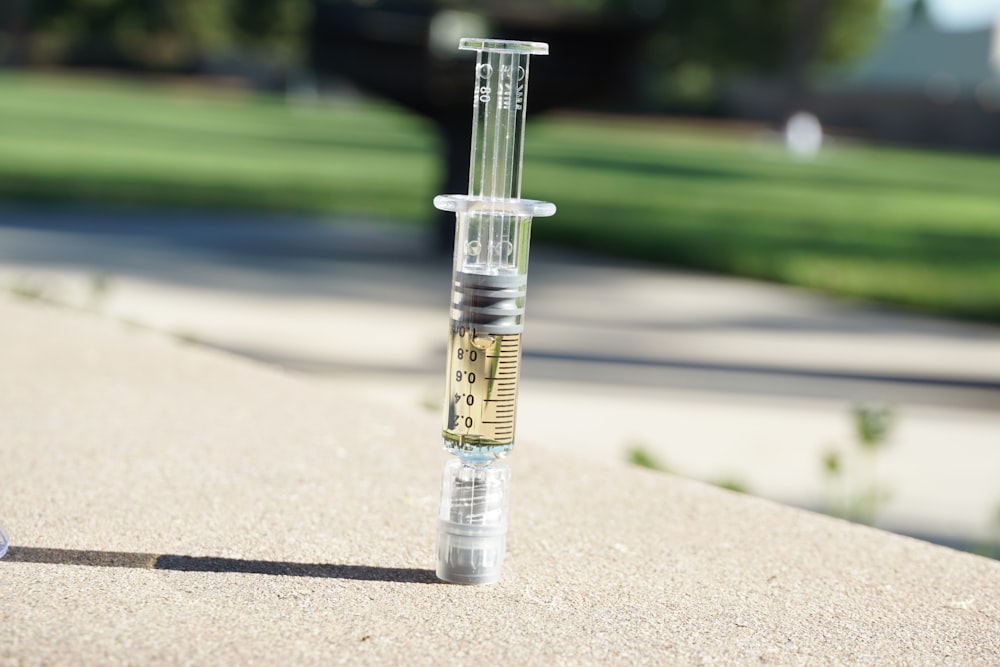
[436, 202, 551, 456]
[460, 38, 548, 201]
[433, 38, 554, 458]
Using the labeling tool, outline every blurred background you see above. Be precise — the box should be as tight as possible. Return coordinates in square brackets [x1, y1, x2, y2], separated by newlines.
[1, 0, 998, 555]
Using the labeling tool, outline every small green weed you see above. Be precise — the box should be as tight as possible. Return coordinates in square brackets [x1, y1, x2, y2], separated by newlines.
[626, 443, 747, 493]
[822, 403, 896, 525]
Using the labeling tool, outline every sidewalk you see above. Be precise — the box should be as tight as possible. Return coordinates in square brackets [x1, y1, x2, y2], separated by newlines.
[1, 288, 998, 665]
[1, 204, 998, 544]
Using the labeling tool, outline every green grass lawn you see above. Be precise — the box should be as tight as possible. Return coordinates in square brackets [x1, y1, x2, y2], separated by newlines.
[2, 72, 999, 321]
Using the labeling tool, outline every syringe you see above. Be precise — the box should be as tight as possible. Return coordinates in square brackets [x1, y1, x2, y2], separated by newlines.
[433, 38, 554, 584]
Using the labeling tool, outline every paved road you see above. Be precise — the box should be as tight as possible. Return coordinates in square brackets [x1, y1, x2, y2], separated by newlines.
[1, 204, 998, 544]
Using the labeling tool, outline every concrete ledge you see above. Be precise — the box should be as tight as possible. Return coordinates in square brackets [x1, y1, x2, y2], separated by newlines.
[1, 295, 997, 665]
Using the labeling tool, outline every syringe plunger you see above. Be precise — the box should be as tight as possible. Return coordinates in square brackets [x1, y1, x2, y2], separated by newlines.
[462, 38, 547, 201]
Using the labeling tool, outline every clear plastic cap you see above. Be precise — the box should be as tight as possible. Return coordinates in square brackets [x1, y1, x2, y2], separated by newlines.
[436, 459, 510, 584]
[0, 520, 8, 559]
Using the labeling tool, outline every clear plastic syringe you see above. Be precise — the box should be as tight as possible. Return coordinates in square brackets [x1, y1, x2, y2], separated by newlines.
[433, 38, 555, 584]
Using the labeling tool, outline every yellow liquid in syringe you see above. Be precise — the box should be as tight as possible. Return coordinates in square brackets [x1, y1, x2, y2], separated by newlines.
[442, 326, 521, 454]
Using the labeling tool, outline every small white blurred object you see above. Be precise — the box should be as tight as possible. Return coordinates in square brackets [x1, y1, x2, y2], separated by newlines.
[785, 111, 824, 159]
[0, 520, 7, 559]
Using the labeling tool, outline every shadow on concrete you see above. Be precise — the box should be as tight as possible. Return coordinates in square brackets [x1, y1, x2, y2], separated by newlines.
[205, 339, 1000, 411]
[525, 350, 1000, 391]
[0, 205, 449, 308]
[2, 546, 438, 584]
[2, 204, 997, 337]
[2, 204, 998, 408]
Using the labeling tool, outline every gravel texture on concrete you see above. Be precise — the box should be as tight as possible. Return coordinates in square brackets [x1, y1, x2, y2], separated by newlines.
[1, 295, 998, 665]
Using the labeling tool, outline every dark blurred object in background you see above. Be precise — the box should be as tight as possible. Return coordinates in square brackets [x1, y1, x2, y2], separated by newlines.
[310, 0, 645, 248]
[308, 0, 883, 247]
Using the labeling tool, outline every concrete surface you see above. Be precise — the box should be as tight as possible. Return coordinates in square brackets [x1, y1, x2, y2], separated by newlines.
[1, 294, 999, 665]
[0, 205, 998, 546]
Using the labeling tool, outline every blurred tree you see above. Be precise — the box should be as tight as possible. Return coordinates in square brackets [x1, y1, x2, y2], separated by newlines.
[642, 0, 882, 109]
[647, 0, 881, 72]
[1, 0, 310, 72]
